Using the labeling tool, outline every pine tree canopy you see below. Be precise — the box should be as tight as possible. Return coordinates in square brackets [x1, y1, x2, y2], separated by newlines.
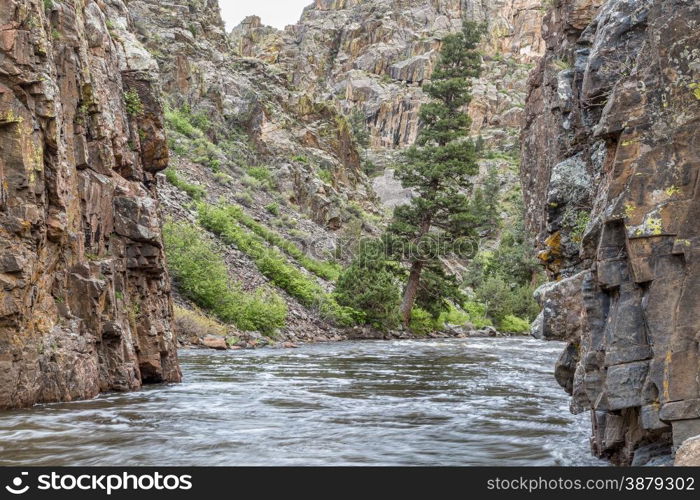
[388, 21, 487, 324]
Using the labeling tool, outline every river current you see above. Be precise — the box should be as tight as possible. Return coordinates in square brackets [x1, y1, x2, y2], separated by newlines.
[0, 338, 605, 466]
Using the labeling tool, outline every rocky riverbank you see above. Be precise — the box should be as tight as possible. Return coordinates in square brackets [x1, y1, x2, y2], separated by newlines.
[181, 323, 528, 352]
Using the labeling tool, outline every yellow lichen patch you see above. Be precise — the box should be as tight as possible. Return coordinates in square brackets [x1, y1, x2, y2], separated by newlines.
[690, 82, 700, 101]
[663, 350, 672, 401]
[544, 231, 562, 253]
[624, 203, 636, 218]
[0, 110, 24, 124]
[538, 231, 563, 269]
[665, 185, 681, 197]
[648, 217, 663, 235]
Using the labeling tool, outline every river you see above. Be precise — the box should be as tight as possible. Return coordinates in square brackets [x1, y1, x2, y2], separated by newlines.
[0, 338, 605, 466]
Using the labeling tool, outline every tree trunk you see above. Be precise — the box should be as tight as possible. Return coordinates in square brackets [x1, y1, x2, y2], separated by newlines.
[401, 261, 424, 328]
[401, 203, 433, 329]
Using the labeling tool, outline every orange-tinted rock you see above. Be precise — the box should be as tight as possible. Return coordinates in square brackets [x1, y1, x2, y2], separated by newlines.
[0, 0, 180, 409]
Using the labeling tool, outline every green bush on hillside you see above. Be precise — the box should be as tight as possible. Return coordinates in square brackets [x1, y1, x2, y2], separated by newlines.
[197, 203, 357, 326]
[335, 241, 401, 330]
[409, 308, 441, 336]
[223, 204, 341, 281]
[164, 168, 205, 200]
[163, 221, 286, 335]
[500, 315, 530, 334]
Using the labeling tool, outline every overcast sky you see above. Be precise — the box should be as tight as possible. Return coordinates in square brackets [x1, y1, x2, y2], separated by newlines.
[219, 0, 312, 31]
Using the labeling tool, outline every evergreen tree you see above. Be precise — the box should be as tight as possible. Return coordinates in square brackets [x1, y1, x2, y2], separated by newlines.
[388, 21, 486, 327]
[334, 239, 402, 330]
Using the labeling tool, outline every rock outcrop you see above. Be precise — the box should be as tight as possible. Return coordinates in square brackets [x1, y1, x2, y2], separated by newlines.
[128, 0, 376, 228]
[522, 0, 700, 465]
[231, 0, 545, 149]
[675, 435, 700, 466]
[0, 0, 181, 409]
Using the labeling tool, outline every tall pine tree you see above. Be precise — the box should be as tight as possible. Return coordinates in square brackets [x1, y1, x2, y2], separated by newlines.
[388, 21, 486, 327]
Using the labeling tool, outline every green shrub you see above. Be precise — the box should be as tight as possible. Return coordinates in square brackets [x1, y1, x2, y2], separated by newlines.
[164, 168, 205, 200]
[500, 315, 530, 334]
[318, 169, 333, 185]
[475, 277, 540, 326]
[165, 106, 208, 139]
[214, 172, 234, 185]
[265, 203, 280, 216]
[290, 155, 308, 164]
[409, 308, 440, 335]
[463, 301, 493, 329]
[197, 203, 355, 326]
[163, 221, 286, 334]
[241, 175, 262, 189]
[124, 90, 143, 116]
[335, 243, 401, 330]
[246, 166, 273, 183]
[234, 190, 254, 207]
[438, 306, 471, 327]
[222, 204, 341, 281]
[319, 299, 365, 328]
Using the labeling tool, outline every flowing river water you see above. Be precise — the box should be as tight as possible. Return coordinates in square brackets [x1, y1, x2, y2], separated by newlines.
[0, 338, 606, 466]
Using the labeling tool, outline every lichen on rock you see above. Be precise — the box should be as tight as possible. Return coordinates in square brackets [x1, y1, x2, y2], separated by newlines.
[0, 0, 181, 409]
[523, 0, 700, 465]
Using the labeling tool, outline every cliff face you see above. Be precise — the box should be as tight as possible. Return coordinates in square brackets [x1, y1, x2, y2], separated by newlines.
[522, 0, 700, 465]
[232, 0, 545, 149]
[129, 0, 375, 229]
[0, 0, 181, 409]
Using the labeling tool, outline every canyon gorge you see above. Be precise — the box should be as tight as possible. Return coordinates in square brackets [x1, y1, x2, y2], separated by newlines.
[0, 0, 699, 466]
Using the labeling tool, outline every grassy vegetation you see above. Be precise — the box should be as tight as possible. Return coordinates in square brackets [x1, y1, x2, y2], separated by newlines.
[165, 105, 210, 138]
[265, 202, 280, 216]
[245, 166, 275, 187]
[500, 315, 531, 334]
[409, 308, 441, 336]
[219, 203, 341, 281]
[163, 221, 287, 335]
[197, 203, 357, 325]
[164, 168, 205, 200]
[173, 305, 228, 338]
[124, 90, 143, 116]
[165, 105, 223, 172]
[317, 169, 333, 185]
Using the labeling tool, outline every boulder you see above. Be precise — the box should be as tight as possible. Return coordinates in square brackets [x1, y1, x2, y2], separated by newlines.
[675, 436, 700, 467]
[201, 336, 228, 351]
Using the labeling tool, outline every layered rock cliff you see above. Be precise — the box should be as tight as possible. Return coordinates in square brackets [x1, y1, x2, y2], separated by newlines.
[522, 0, 700, 465]
[231, 0, 545, 150]
[0, 0, 181, 409]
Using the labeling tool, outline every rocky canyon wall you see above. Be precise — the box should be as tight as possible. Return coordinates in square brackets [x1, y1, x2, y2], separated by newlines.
[522, 0, 700, 465]
[0, 0, 181, 409]
[231, 0, 545, 150]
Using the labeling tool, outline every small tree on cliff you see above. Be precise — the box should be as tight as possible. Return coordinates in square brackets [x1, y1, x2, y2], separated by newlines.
[389, 21, 486, 327]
